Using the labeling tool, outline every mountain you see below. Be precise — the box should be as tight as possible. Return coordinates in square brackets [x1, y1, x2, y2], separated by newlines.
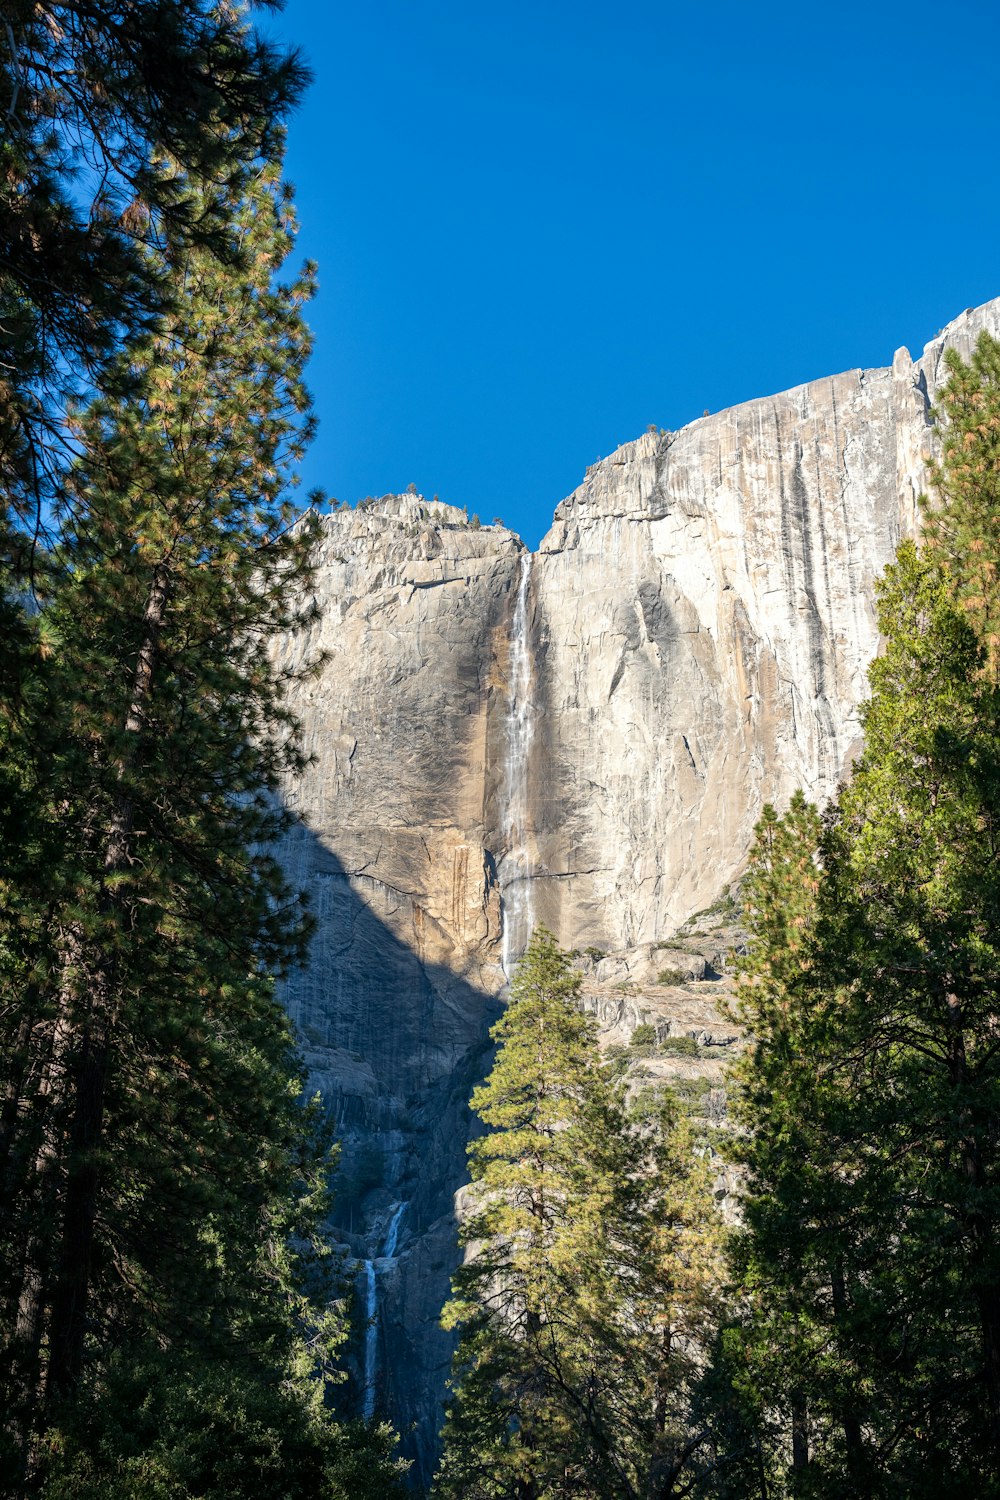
[272, 297, 1000, 1486]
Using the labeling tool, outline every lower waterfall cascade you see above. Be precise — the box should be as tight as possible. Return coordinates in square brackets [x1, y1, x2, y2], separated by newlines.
[361, 1201, 408, 1423]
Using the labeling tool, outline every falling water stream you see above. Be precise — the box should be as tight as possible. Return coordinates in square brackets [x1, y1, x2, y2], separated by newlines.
[361, 1201, 408, 1422]
[361, 1260, 377, 1421]
[381, 1200, 406, 1259]
[500, 552, 536, 978]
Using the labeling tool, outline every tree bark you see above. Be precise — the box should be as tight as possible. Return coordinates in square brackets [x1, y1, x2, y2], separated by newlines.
[648, 1320, 676, 1499]
[6, 986, 74, 1472]
[946, 990, 1000, 1466]
[790, 1391, 808, 1474]
[44, 563, 170, 1404]
[0, 936, 63, 1195]
[0, 1008, 35, 1181]
[754, 1433, 770, 1500]
[830, 1262, 869, 1489]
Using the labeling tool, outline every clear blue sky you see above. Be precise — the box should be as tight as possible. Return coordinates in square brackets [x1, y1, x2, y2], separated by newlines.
[273, 0, 1000, 548]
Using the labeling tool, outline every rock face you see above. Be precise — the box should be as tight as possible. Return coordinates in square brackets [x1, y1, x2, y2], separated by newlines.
[272, 299, 1000, 1486]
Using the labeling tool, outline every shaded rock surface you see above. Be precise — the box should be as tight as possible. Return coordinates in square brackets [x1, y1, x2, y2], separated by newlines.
[272, 301, 1000, 1484]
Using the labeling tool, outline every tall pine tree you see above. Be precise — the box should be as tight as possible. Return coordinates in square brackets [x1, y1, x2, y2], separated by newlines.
[0, 152, 405, 1498]
[730, 334, 1000, 1497]
[435, 929, 725, 1500]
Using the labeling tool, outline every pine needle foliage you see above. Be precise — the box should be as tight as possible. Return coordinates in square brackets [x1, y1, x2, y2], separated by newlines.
[0, 0, 307, 534]
[0, 6, 412, 1493]
[923, 332, 1000, 676]
[729, 334, 1000, 1498]
[434, 929, 727, 1500]
[0, 150, 405, 1497]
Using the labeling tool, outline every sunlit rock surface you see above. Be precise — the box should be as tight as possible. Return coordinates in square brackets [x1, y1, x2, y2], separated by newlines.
[272, 299, 1000, 1485]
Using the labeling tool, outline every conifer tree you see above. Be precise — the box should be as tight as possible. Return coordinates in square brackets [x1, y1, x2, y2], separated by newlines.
[922, 332, 1000, 675]
[1, 0, 307, 528]
[0, 151, 406, 1497]
[730, 334, 1000, 1496]
[434, 929, 726, 1500]
[0, 9, 411, 1494]
[435, 929, 619, 1498]
[728, 793, 875, 1490]
[819, 544, 1000, 1490]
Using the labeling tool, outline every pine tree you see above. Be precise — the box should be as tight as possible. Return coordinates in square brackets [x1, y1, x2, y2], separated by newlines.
[0, 7, 308, 925]
[729, 339, 1000, 1497]
[434, 929, 726, 1500]
[728, 793, 877, 1492]
[435, 929, 618, 1498]
[1, 0, 307, 525]
[0, 11, 412, 1494]
[818, 544, 1000, 1491]
[922, 332, 1000, 675]
[0, 152, 407, 1497]
[622, 1096, 731, 1499]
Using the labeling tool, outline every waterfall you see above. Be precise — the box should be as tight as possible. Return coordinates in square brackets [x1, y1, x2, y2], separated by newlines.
[361, 1259, 378, 1422]
[500, 552, 535, 978]
[381, 1200, 406, 1259]
[360, 1201, 408, 1422]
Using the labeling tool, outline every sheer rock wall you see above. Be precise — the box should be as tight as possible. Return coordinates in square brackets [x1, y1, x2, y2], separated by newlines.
[272, 299, 1000, 1484]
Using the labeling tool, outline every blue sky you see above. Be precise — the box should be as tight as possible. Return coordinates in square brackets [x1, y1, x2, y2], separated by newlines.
[274, 0, 1000, 547]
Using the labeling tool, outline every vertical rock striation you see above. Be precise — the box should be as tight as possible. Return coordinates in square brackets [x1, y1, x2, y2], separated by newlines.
[272, 300, 1000, 1482]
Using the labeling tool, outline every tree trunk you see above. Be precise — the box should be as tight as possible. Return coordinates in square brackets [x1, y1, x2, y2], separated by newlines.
[0, 1008, 35, 1181]
[44, 564, 169, 1404]
[946, 990, 1000, 1466]
[754, 1432, 770, 1500]
[790, 1391, 808, 1474]
[648, 1321, 676, 1499]
[43, 1006, 110, 1398]
[6, 988, 74, 1473]
[0, 947, 62, 1195]
[830, 1262, 869, 1489]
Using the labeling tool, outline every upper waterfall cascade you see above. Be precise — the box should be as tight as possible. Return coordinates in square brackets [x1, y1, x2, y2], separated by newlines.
[500, 550, 536, 978]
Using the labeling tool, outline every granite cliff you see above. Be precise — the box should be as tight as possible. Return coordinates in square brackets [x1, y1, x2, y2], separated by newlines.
[271, 298, 1000, 1486]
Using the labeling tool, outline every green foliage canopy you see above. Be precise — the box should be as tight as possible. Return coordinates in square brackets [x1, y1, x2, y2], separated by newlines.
[435, 929, 728, 1500]
[0, 145, 405, 1500]
[729, 335, 1000, 1498]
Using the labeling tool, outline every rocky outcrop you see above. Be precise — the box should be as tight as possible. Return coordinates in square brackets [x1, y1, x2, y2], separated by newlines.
[272, 299, 1000, 1484]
